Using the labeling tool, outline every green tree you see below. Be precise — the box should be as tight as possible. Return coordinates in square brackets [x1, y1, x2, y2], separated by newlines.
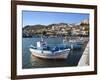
[42, 30, 46, 36]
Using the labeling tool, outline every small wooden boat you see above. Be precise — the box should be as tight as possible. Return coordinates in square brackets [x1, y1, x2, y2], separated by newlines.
[29, 38, 70, 59]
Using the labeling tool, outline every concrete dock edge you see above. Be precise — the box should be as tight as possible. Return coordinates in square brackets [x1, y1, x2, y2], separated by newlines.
[78, 42, 89, 66]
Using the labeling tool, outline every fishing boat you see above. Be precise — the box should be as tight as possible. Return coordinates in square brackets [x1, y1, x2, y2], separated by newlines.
[63, 37, 84, 49]
[69, 37, 84, 45]
[29, 37, 70, 59]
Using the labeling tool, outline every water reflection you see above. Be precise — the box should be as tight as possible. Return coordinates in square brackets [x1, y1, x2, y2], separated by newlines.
[29, 48, 84, 68]
[22, 37, 89, 69]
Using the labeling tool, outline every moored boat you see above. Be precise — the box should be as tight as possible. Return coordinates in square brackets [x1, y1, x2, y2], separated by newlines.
[63, 37, 84, 49]
[29, 37, 70, 59]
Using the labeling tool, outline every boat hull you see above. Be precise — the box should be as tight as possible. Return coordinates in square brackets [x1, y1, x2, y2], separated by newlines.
[29, 48, 70, 59]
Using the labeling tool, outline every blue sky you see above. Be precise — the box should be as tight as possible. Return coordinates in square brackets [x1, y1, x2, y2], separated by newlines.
[22, 11, 89, 27]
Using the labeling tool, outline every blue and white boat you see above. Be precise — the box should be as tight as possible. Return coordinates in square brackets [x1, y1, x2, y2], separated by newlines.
[29, 38, 70, 59]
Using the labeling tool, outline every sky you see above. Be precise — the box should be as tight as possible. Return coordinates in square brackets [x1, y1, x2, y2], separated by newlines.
[22, 11, 89, 27]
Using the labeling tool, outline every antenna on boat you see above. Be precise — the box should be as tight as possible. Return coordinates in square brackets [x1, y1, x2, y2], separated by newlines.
[63, 37, 66, 44]
[40, 34, 44, 42]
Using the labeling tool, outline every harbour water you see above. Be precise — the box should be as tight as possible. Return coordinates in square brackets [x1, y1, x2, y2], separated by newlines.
[22, 37, 88, 69]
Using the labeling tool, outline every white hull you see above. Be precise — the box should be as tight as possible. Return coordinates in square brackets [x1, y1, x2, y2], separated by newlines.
[29, 48, 70, 59]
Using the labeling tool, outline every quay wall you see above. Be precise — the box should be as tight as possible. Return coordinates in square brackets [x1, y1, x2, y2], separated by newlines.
[78, 42, 89, 66]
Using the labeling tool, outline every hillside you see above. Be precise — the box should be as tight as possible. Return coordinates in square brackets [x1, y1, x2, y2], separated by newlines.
[22, 19, 89, 37]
